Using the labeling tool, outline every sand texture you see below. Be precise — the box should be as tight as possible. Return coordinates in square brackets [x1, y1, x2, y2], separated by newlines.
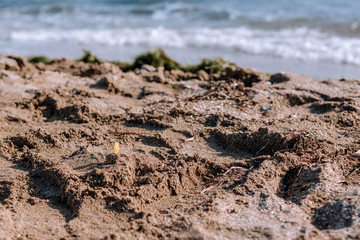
[0, 55, 360, 239]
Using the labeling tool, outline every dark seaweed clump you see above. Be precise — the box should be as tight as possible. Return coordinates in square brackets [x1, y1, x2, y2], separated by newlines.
[180, 58, 235, 74]
[132, 48, 180, 71]
[28, 56, 51, 65]
[111, 48, 235, 74]
[69, 48, 237, 74]
[78, 50, 101, 64]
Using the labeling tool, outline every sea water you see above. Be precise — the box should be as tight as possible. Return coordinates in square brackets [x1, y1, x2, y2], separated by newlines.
[0, 0, 359, 78]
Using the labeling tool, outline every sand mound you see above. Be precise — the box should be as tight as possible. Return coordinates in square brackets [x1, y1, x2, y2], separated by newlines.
[0, 57, 360, 239]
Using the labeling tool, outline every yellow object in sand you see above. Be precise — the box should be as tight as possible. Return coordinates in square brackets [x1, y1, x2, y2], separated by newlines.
[114, 142, 120, 154]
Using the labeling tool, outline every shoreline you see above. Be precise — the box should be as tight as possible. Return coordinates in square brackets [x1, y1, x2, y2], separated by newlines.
[1, 42, 359, 80]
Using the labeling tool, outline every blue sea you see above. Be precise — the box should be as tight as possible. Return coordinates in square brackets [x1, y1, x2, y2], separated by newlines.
[1, 0, 360, 78]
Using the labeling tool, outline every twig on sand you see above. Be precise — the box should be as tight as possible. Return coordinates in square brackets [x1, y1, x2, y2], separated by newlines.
[199, 166, 244, 194]
[180, 137, 195, 143]
[200, 183, 217, 194]
[221, 166, 243, 177]
[255, 141, 271, 155]
[217, 166, 244, 188]
[352, 150, 360, 158]
[109, 131, 195, 144]
[108, 131, 141, 136]
[346, 167, 360, 178]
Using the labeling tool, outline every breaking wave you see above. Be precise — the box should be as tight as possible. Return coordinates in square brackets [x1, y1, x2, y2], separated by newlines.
[9, 26, 360, 65]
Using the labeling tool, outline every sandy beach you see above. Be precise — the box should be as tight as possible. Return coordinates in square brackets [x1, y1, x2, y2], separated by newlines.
[0, 53, 359, 239]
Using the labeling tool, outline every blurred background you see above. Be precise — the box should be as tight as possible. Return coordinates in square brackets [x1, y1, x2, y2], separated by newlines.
[0, 0, 359, 79]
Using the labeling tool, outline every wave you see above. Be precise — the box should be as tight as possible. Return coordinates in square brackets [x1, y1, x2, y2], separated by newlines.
[8, 26, 360, 65]
[1, 1, 360, 36]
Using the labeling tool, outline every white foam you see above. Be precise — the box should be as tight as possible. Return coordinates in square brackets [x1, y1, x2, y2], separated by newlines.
[151, 2, 197, 21]
[8, 26, 360, 65]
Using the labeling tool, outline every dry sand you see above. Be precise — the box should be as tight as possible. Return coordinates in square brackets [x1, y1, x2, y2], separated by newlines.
[0, 55, 360, 239]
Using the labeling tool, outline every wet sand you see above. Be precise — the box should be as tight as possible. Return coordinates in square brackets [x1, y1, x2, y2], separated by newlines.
[0, 55, 360, 239]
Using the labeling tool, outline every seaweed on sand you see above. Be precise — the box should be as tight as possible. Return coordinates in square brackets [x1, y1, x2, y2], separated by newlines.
[28, 56, 51, 65]
[112, 48, 236, 74]
[132, 48, 180, 71]
[79, 50, 100, 64]
[181, 58, 235, 74]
